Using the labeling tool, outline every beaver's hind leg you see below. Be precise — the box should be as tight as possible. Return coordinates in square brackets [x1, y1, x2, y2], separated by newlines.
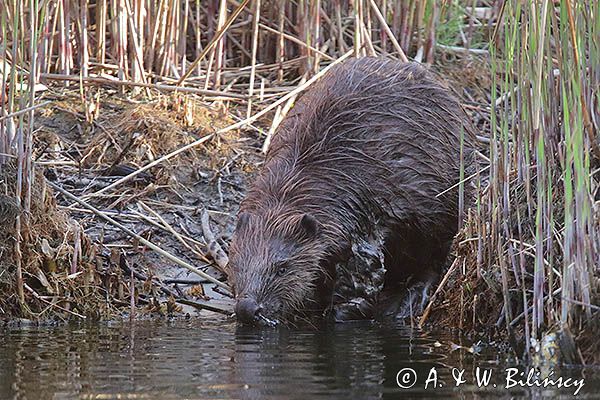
[379, 226, 452, 319]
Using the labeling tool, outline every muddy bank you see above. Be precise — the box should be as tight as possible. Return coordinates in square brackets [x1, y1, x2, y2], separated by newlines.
[1, 87, 265, 321]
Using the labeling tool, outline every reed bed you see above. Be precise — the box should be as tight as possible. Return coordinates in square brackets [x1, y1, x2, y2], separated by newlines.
[425, 0, 599, 364]
[0, 0, 598, 363]
[494, 0, 599, 362]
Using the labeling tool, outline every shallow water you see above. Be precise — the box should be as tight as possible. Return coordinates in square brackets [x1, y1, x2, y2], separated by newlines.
[0, 317, 598, 399]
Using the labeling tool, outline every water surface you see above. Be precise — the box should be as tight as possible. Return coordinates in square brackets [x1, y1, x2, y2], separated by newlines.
[0, 317, 597, 399]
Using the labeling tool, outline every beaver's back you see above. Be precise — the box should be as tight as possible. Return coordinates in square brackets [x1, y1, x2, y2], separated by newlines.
[244, 58, 473, 247]
[270, 58, 470, 163]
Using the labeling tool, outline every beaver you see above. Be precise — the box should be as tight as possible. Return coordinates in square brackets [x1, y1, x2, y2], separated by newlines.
[227, 57, 474, 325]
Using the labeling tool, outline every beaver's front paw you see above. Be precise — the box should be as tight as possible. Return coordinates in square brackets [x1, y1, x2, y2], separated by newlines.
[332, 298, 375, 321]
[331, 234, 386, 321]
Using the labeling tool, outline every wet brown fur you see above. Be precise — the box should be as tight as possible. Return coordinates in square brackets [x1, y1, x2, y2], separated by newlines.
[228, 57, 474, 323]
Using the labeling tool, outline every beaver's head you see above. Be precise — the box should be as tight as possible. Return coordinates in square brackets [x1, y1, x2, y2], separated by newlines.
[227, 211, 328, 326]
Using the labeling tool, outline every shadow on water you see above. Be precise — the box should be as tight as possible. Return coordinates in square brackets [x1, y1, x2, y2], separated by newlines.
[0, 318, 598, 399]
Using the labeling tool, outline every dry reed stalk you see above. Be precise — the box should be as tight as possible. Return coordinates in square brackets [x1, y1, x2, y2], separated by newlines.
[95, 0, 106, 69]
[419, 258, 459, 328]
[368, 0, 408, 62]
[129, 268, 135, 321]
[353, 0, 363, 57]
[276, 0, 285, 82]
[9, 0, 26, 309]
[262, 73, 307, 153]
[259, 23, 334, 61]
[178, 0, 251, 85]
[123, 0, 147, 86]
[181, 0, 189, 76]
[360, 15, 377, 56]
[311, 0, 321, 73]
[424, 0, 436, 64]
[212, 0, 228, 88]
[116, 0, 127, 90]
[25, 0, 38, 219]
[246, 0, 261, 118]
[71, 222, 80, 274]
[0, 101, 51, 122]
[58, 0, 71, 76]
[79, 0, 89, 78]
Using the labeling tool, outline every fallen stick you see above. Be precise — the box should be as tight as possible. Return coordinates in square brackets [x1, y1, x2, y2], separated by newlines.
[419, 258, 460, 328]
[0, 101, 52, 122]
[262, 73, 307, 153]
[163, 278, 208, 285]
[435, 44, 489, 55]
[176, 298, 233, 316]
[40, 73, 246, 99]
[47, 181, 231, 291]
[137, 201, 210, 263]
[84, 132, 215, 198]
[436, 165, 490, 198]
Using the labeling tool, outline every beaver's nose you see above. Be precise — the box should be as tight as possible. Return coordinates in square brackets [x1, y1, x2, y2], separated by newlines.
[236, 298, 262, 324]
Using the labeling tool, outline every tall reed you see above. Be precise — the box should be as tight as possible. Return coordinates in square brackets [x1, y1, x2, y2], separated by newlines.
[487, 0, 598, 356]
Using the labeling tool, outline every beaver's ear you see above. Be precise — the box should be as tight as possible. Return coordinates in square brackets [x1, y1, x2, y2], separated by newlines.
[235, 212, 251, 231]
[300, 213, 319, 238]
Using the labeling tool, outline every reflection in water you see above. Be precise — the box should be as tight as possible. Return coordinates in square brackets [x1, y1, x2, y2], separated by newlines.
[232, 322, 451, 400]
[0, 318, 597, 399]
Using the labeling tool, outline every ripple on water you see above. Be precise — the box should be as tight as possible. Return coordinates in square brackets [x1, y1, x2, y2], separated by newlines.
[0, 319, 598, 399]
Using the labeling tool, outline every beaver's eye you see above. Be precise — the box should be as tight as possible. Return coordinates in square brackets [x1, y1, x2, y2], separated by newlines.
[275, 262, 288, 277]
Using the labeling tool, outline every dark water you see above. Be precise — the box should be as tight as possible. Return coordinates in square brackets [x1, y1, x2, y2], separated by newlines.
[0, 317, 598, 399]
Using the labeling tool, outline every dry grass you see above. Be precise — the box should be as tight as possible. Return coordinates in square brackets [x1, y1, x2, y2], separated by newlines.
[0, 161, 114, 320]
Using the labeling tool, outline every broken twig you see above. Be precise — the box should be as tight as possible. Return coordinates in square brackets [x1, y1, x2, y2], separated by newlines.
[201, 209, 229, 271]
